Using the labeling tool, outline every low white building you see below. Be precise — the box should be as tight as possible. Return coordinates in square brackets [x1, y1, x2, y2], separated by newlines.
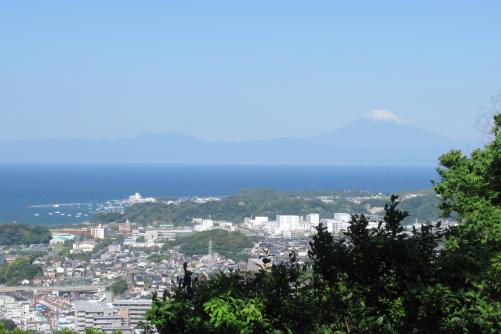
[72, 241, 96, 253]
[127, 193, 156, 204]
[193, 218, 214, 231]
[108, 244, 121, 253]
[244, 216, 269, 229]
[145, 229, 176, 242]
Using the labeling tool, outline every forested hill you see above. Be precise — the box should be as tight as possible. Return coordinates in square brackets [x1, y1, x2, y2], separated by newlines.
[92, 188, 440, 226]
[0, 224, 51, 245]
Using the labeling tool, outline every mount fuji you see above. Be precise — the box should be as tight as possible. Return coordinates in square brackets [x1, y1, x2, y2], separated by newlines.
[315, 110, 455, 154]
[0, 111, 468, 165]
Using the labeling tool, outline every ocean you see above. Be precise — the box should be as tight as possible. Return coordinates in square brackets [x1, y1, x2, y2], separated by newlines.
[0, 164, 438, 225]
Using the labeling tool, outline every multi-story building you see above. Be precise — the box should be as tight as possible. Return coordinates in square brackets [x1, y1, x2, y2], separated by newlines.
[305, 213, 320, 227]
[91, 224, 107, 239]
[118, 220, 132, 234]
[112, 299, 151, 328]
[276, 215, 301, 230]
[144, 229, 176, 242]
[333, 213, 351, 222]
[321, 219, 351, 235]
[74, 301, 132, 334]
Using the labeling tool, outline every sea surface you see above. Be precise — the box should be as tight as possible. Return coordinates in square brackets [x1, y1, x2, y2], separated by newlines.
[0, 164, 438, 225]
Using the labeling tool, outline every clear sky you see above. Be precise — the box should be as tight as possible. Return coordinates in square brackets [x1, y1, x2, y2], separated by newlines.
[1, 1, 500, 143]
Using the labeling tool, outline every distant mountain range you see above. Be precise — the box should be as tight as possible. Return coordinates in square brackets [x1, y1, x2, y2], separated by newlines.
[0, 111, 474, 164]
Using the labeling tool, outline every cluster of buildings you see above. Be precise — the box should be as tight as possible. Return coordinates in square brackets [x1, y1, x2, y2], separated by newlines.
[126, 193, 156, 205]
[192, 218, 235, 232]
[3, 190, 443, 334]
[242, 212, 372, 238]
[74, 298, 151, 334]
[243, 214, 318, 238]
[0, 295, 51, 333]
[122, 223, 191, 248]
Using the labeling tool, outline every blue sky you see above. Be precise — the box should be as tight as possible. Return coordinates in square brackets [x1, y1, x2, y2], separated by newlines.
[0, 1, 500, 143]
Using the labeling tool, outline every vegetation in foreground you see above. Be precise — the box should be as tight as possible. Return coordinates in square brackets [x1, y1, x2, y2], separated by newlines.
[144, 116, 500, 333]
[0, 326, 111, 334]
[0, 224, 51, 246]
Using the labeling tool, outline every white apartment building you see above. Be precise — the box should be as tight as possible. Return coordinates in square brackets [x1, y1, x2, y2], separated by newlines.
[91, 224, 107, 239]
[74, 300, 132, 334]
[112, 299, 151, 327]
[305, 213, 320, 227]
[276, 215, 301, 229]
[333, 213, 352, 222]
[244, 216, 269, 229]
[192, 218, 214, 231]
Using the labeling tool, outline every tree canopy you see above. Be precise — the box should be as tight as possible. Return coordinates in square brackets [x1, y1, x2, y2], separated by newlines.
[178, 230, 253, 262]
[92, 189, 440, 226]
[0, 257, 42, 285]
[110, 278, 129, 296]
[0, 224, 51, 245]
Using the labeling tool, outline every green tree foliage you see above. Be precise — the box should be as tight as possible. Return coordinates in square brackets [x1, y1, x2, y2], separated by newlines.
[177, 230, 253, 261]
[110, 278, 129, 296]
[0, 224, 51, 245]
[55, 329, 121, 334]
[0, 323, 25, 334]
[0, 320, 17, 331]
[0, 257, 42, 285]
[91, 212, 123, 224]
[145, 115, 500, 333]
[147, 253, 169, 263]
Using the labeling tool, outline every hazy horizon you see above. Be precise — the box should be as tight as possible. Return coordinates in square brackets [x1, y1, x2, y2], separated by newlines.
[2, 1, 500, 146]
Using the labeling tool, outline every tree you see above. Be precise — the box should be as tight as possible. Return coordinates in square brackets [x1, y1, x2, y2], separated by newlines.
[0, 320, 17, 331]
[0, 224, 51, 246]
[110, 279, 128, 296]
[0, 257, 42, 285]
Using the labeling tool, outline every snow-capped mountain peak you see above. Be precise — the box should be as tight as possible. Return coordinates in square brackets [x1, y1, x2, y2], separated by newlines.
[364, 110, 404, 124]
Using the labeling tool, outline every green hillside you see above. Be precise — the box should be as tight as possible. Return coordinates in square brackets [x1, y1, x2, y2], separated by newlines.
[92, 188, 440, 226]
[0, 224, 51, 245]
[177, 230, 253, 261]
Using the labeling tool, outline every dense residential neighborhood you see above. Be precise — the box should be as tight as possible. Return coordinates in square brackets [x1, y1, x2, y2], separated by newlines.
[0, 189, 450, 333]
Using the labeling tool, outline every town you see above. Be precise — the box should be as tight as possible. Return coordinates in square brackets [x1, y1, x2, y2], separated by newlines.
[0, 192, 452, 334]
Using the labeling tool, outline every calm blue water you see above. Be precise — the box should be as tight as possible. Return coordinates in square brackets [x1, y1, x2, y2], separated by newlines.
[0, 164, 437, 225]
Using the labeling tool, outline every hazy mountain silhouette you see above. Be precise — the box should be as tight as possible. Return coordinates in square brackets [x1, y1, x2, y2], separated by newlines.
[316, 111, 453, 148]
[0, 112, 469, 164]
